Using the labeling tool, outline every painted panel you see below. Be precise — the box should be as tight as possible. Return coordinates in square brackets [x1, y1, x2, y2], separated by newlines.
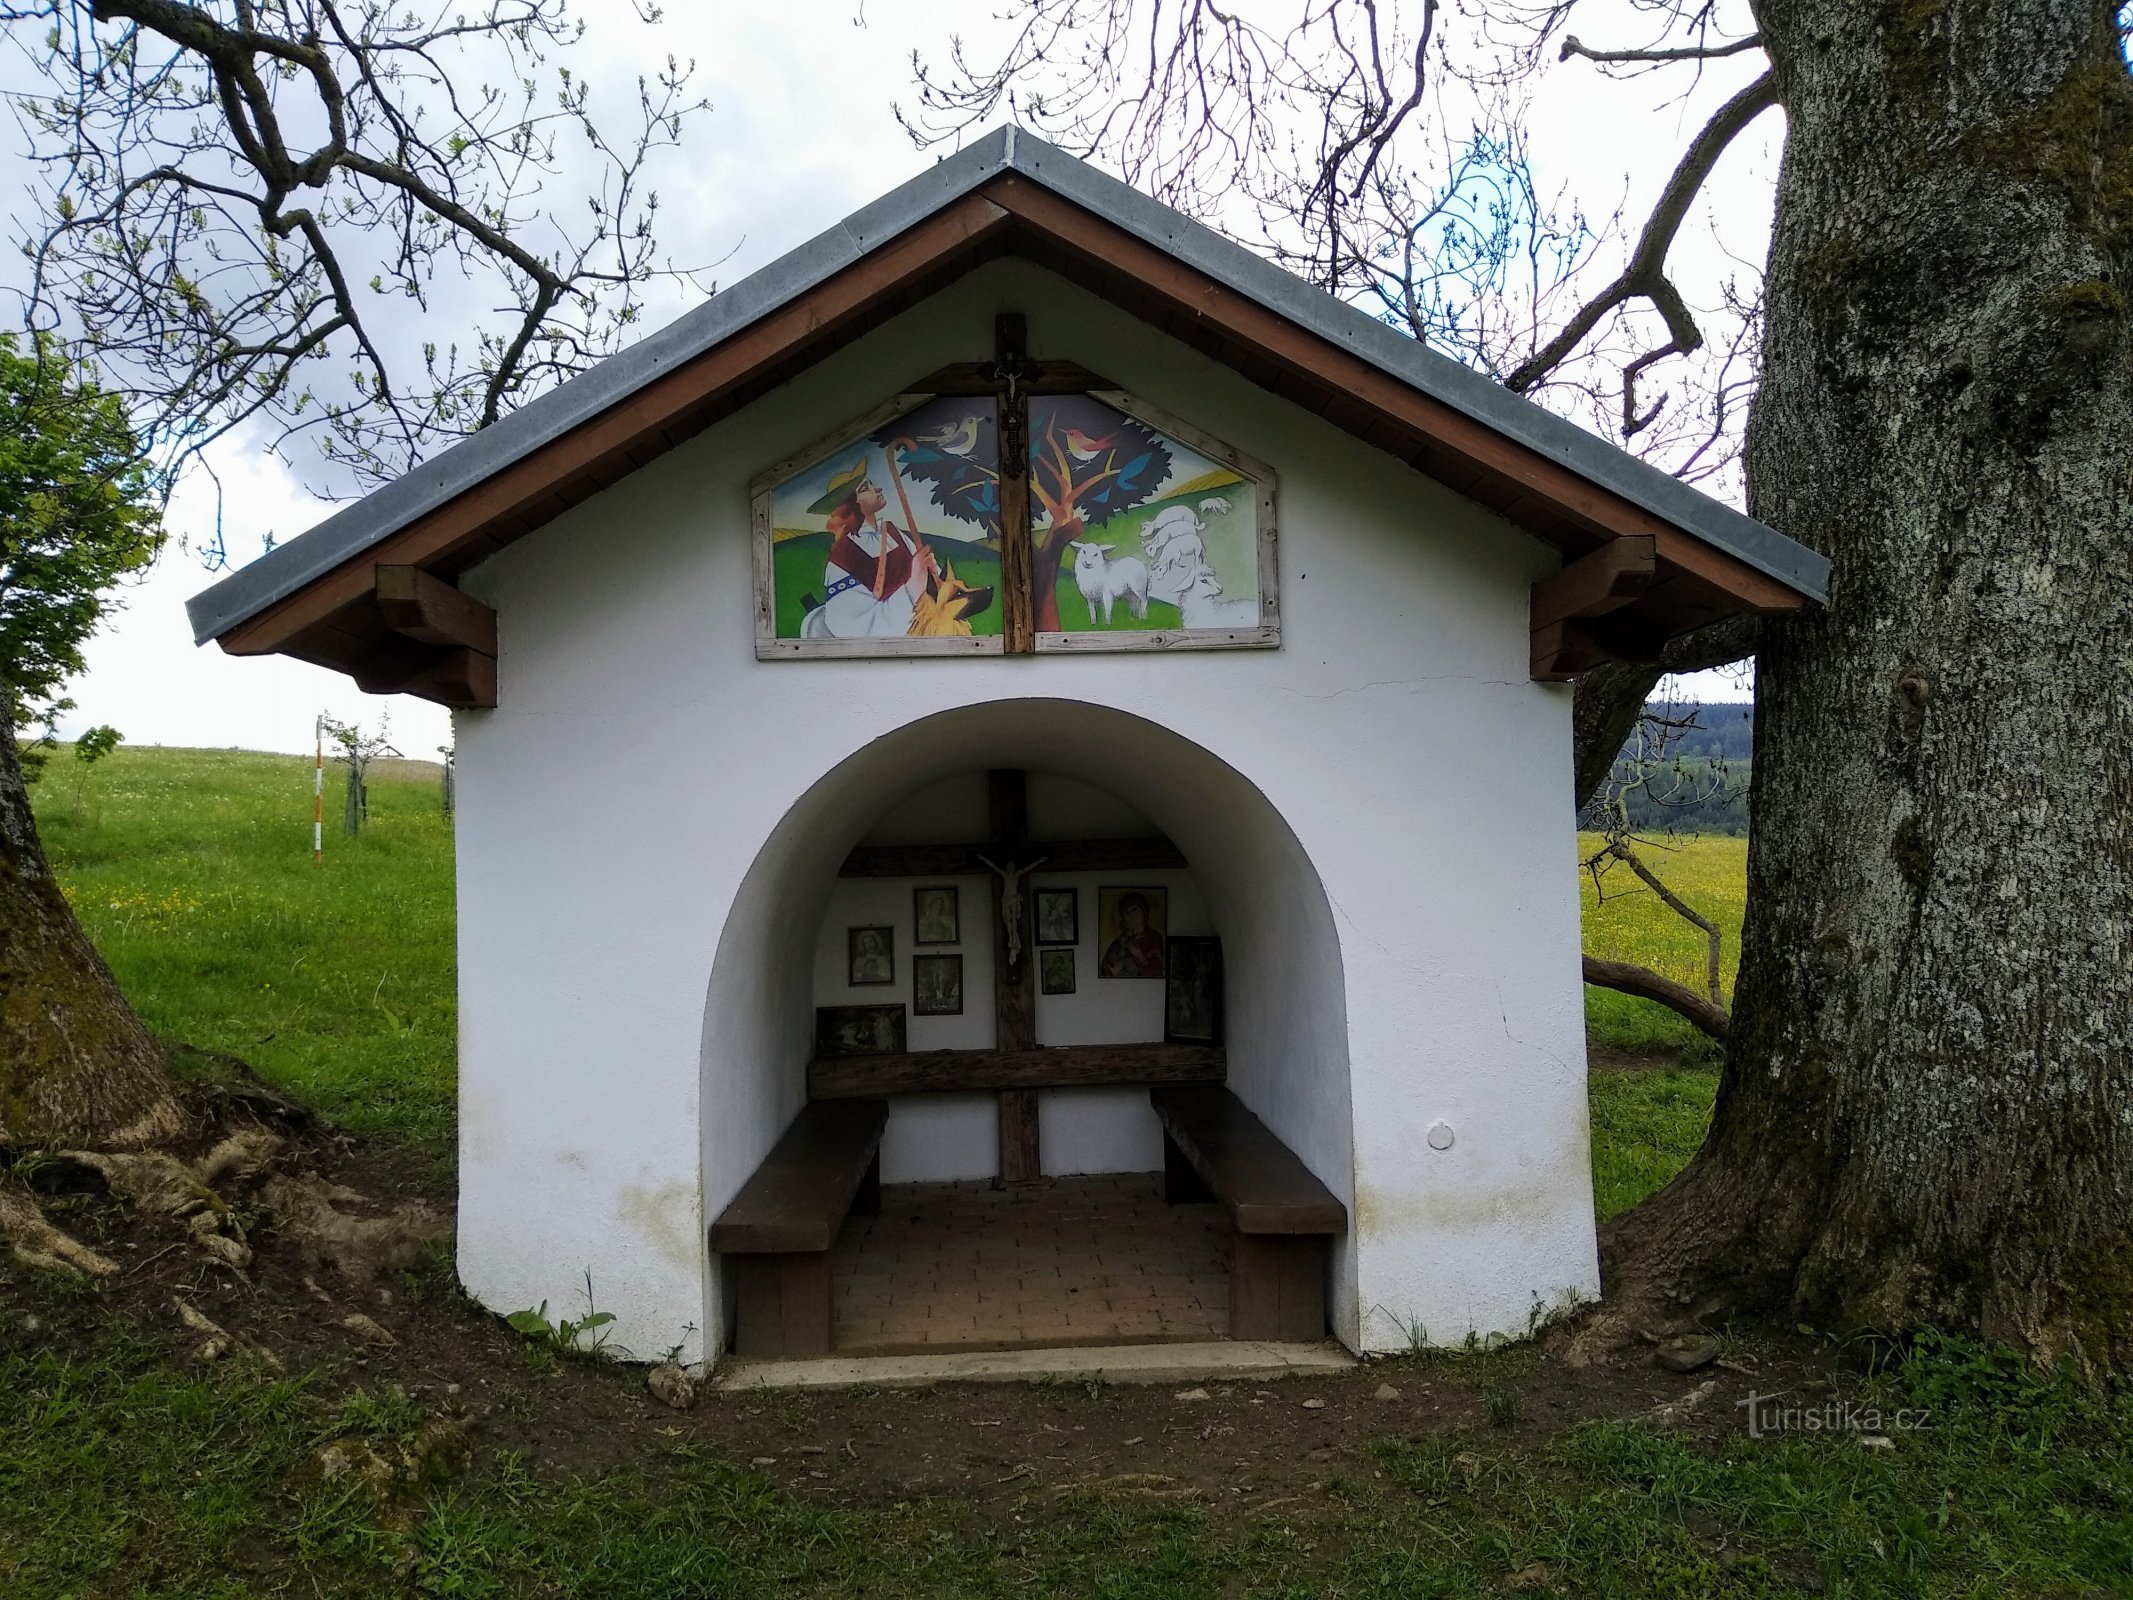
[756, 394, 1005, 653]
[753, 387, 1277, 657]
[1029, 393, 1268, 640]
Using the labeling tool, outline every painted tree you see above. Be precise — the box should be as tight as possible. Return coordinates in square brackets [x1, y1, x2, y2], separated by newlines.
[878, 406, 1003, 537]
[883, 396, 1175, 629]
[915, 2, 2133, 1370]
[1026, 397, 1172, 629]
[0, 0, 704, 1152]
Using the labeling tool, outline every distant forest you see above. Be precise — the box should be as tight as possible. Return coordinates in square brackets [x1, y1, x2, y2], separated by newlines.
[1591, 700, 1756, 836]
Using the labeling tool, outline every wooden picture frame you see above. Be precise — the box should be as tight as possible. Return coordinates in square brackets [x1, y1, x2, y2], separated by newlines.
[1038, 947, 1076, 995]
[847, 925, 894, 987]
[1164, 937, 1223, 1044]
[912, 885, 960, 946]
[814, 1004, 907, 1058]
[912, 953, 964, 1016]
[1034, 887, 1078, 946]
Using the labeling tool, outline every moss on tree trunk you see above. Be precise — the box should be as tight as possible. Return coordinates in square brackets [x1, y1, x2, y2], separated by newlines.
[1602, 0, 2133, 1375]
[0, 715, 181, 1148]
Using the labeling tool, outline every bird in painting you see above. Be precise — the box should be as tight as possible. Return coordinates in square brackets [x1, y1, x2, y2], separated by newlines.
[916, 415, 982, 456]
[1062, 425, 1116, 462]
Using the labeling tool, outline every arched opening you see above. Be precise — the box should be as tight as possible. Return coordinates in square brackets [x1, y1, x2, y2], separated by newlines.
[700, 699, 1355, 1355]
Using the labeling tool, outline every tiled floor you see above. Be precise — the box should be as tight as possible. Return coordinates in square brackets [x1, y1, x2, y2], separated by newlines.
[831, 1173, 1230, 1354]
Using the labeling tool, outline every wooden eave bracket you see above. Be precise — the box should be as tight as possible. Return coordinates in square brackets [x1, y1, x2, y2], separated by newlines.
[358, 565, 498, 709]
[1530, 535, 1658, 681]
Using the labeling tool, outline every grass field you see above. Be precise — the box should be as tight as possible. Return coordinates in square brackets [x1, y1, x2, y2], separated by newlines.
[1578, 831, 1745, 1057]
[7, 1317, 2128, 1598]
[31, 745, 458, 1159]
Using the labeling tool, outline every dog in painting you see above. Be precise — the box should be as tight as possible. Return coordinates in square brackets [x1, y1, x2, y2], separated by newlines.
[909, 562, 996, 637]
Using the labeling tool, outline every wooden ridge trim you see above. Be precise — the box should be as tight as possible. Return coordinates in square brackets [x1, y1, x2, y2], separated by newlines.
[217, 193, 1015, 657]
[808, 1042, 1227, 1100]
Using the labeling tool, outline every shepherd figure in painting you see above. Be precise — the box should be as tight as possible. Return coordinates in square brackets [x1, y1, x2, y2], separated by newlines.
[800, 458, 936, 639]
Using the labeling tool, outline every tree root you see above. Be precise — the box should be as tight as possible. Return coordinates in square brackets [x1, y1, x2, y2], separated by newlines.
[0, 1186, 118, 1277]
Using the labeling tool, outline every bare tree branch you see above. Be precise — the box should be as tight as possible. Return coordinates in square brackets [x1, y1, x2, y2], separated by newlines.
[1559, 32, 1762, 66]
[1583, 954, 1729, 1039]
[1503, 69, 1777, 427]
[3, 0, 712, 510]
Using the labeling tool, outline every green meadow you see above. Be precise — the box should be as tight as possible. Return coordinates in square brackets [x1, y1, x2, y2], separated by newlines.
[29, 745, 459, 1158]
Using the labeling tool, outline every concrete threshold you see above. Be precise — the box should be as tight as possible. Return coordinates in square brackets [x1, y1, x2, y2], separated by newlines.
[715, 1339, 1356, 1391]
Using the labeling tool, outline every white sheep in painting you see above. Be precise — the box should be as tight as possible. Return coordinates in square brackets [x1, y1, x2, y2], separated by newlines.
[1069, 541, 1151, 623]
[1176, 565, 1259, 629]
[1198, 495, 1233, 517]
[1138, 503, 1204, 563]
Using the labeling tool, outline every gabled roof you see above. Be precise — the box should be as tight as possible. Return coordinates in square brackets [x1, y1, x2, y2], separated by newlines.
[187, 127, 1825, 696]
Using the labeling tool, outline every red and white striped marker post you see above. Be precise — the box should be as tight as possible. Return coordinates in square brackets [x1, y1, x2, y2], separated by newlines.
[313, 714, 325, 865]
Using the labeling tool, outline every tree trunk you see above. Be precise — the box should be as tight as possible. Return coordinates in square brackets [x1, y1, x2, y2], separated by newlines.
[0, 715, 181, 1148]
[1030, 526, 1073, 632]
[1604, 0, 2133, 1373]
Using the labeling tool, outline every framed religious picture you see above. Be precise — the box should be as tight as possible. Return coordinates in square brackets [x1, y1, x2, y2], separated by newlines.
[1164, 937, 1223, 1045]
[912, 885, 959, 946]
[814, 1004, 906, 1058]
[1097, 887, 1168, 979]
[847, 925, 894, 987]
[1039, 947, 1076, 996]
[912, 953, 963, 1016]
[1034, 887, 1078, 946]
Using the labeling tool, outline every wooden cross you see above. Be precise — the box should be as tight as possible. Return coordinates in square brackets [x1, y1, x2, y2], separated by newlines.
[906, 311, 1110, 657]
[835, 766, 1188, 1187]
[988, 768, 1042, 1183]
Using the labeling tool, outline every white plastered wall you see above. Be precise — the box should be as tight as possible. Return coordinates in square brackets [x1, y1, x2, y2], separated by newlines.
[451, 256, 1598, 1364]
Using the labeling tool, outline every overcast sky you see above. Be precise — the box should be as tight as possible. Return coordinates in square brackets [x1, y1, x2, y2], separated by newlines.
[21, 0, 1769, 757]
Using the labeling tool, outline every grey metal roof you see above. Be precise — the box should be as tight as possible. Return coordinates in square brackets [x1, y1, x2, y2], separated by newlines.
[188, 125, 1827, 644]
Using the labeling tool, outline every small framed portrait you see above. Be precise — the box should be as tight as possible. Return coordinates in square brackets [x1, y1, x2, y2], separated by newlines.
[814, 1004, 906, 1058]
[1034, 887, 1078, 946]
[1039, 947, 1076, 995]
[913, 885, 960, 946]
[912, 953, 964, 1016]
[847, 925, 894, 986]
[1164, 937, 1223, 1044]
[1097, 887, 1168, 979]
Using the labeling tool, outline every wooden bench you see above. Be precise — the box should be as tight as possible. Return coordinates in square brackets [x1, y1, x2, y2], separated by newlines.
[709, 1099, 887, 1358]
[1150, 1086, 1346, 1342]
